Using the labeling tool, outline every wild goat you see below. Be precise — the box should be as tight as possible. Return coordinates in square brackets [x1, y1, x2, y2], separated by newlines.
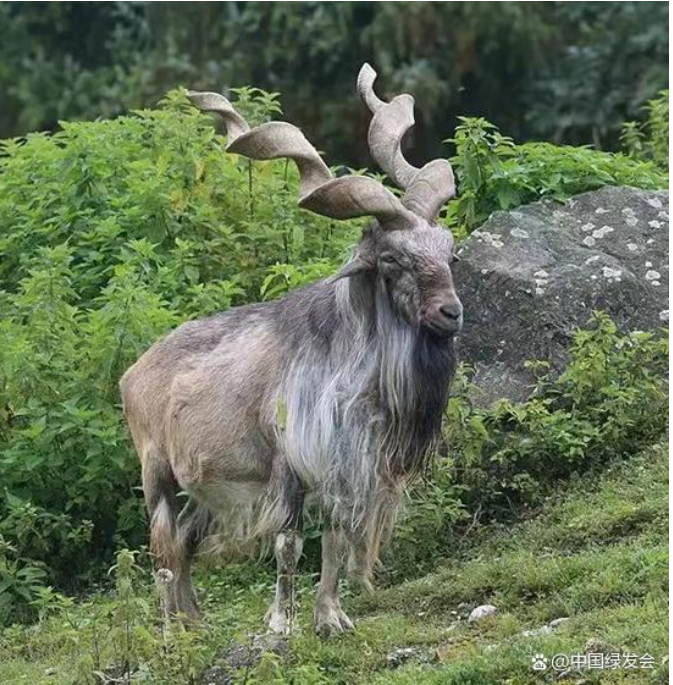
[120, 63, 462, 636]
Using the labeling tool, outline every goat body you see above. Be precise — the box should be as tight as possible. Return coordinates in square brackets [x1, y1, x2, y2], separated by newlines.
[121, 270, 456, 569]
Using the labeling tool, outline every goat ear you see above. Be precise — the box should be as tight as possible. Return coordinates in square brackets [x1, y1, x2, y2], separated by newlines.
[331, 257, 373, 282]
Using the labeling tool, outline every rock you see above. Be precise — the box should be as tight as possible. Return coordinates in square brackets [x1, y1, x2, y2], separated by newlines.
[467, 604, 497, 623]
[522, 616, 569, 637]
[251, 633, 289, 655]
[521, 624, 552, 638]
[199, 633, 289, 684]
[549, 617, 570, 629]
[584, 638, 620, 655]
[386, 646, 423, 668]
[199, 664, 234, 685]
[43, 668, 57, 676]
[454, 187, 669, 404]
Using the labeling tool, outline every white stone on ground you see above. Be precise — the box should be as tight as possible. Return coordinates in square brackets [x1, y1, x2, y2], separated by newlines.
[468, 604, 498, 623]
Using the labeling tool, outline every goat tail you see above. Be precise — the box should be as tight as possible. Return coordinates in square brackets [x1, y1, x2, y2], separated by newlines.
[141, 443, 180, 570]
[149, 497, 178, 569]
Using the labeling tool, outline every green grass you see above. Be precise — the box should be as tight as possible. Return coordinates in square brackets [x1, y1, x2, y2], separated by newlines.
[0, 441, 667, 684]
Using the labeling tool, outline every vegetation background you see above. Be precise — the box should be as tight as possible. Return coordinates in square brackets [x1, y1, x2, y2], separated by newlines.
[0, 2, 668, 683]
[0, 2, 669, 161]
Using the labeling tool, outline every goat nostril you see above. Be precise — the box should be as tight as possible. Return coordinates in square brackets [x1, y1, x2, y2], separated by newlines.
[439, 304, 461, 321]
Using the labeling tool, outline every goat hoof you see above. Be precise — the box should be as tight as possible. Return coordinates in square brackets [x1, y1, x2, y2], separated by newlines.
[314, 605, 355, 636]
[266, 609, 291, 635]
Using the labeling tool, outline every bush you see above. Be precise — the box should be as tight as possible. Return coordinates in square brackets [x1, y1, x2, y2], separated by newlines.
[446, 117, 668, 234]
[621, 90, 669, 170]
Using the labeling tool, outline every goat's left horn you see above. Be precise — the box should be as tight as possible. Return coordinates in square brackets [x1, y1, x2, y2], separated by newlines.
[357, 63, 455, 223]
[188, 90, 417, 231]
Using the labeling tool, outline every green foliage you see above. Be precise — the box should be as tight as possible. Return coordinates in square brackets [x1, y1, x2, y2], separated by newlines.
[448, 118, 667, 233]
[525, 2, 669, 149]
[0, 496, 90, 624]
[621, 90, 669, 170]
[449, 313, 667, 516]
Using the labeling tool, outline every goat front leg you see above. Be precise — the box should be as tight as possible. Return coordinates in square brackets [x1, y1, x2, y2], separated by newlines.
[267, 530, 303, 634]
[314, 529, 354, 636]
[346, 535, 376, 595]
[266, 463, 305, 634]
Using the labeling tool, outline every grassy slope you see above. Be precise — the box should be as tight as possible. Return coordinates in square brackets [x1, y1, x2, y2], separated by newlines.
[0, 441, 668, 685]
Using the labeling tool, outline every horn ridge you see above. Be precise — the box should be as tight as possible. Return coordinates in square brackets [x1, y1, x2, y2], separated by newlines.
[227, 122, 332, 199]
[186, 91, 250, 144]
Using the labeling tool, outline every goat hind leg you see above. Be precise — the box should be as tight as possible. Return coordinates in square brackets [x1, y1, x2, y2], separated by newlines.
[142, 448, 182, 620]
[170, 498, 209, 621]
[142, 449, 203, 624]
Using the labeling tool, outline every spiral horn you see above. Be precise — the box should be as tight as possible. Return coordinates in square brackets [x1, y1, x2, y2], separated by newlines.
[187, 90, 417, 231]
[357, 63, 455, 223]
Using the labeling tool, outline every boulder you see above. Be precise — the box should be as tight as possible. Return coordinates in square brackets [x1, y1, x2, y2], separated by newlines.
[453, 186, 669, 405]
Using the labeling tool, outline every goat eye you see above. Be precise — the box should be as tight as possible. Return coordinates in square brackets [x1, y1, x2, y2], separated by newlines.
[380, 253, 398, 265]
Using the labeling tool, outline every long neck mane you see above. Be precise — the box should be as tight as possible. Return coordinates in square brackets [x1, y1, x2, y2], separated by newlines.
[339, 272, 456, 477]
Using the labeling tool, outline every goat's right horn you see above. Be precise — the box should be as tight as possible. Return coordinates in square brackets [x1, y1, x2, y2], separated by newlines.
[187, 91, 417, 231]
[357, 64, 455, 223]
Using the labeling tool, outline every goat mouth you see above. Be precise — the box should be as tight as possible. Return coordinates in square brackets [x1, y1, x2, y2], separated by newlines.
[423, 320, 461, 338]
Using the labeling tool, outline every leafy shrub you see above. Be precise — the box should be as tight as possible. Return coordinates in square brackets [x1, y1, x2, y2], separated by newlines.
[0, 549, 217, 684]
[621, 90, 669, 170]
[392, 313, 668, 576]
[447, 117, 668, 234]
